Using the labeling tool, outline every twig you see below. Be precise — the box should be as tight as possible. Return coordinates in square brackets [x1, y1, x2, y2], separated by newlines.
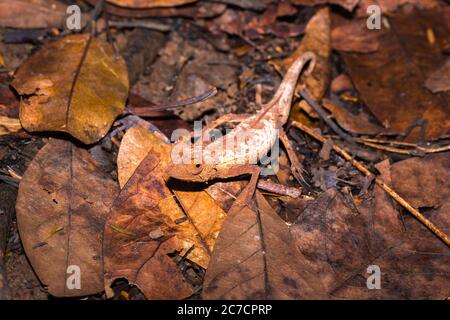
[107, 21, 171, 32]
[128, 88, 217, 116]
[358, 141, 416, 155]
[299, 88, 356, 146]
[292, 121, 450, 247]
[257, 179, 301, 198]
[355, 137, 450, 155]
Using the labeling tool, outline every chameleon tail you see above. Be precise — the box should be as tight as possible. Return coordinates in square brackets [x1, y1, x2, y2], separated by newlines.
[253, 52, 316, 125]
[270, 51, 316, 113]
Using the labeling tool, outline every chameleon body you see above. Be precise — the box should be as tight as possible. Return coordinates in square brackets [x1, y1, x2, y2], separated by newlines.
[167, 52, 316, 183]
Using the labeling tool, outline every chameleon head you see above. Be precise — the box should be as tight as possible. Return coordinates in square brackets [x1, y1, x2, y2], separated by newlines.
[166, 163, 219, 182]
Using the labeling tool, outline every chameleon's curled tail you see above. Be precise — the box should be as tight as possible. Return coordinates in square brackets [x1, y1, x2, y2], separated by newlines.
[271, 51, 316, 108]
[253, 52, 316, 125]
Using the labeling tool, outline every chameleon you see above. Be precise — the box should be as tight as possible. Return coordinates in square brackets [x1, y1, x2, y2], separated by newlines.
[166, 52, 316, 205]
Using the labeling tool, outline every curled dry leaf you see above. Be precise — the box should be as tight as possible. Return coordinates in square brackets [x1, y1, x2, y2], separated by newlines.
[202, 192, 326, 299]
[12, 34, 129, 144]
[107, 0, 197, 9]
[0, 0, 66, 29]
[290, 154, 450, 299]
[15, 139, 118, 297]
[272, 7, 331, 118]
[116, 125, 227, 269]
[335, 8, 450, 141]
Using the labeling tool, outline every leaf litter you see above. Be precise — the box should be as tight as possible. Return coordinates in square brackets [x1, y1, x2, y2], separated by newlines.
[0, 0, 449, 301]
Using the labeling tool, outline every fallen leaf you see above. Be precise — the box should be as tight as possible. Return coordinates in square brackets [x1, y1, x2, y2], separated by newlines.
[107, 0, 197, 9]
[322, 99, 383, 135]
[0, 81, 22, 136]
[240, 2, 303, 38]
[290, 153, 450, 299]
[273, 7, 331, 118]
[390, 153, 449, 209]
[290, 0, 360, 11]
[15, 139, 118, 297]
[330, 73, 354, 94]
[12, 34, 129, 144]
[214, 0, 272, 11]
[116, 124, 227, 268]
[355, 0, 440, 17]
[125, 93, 192, 141]
[425, 58, 450, 93]
[202, 191, 326, 299]
[331, 17, 385, 53]
[335, 8, 450, 141]
[0, 0, 66, 29]
[104, 145, 200, 299]
[88, 0, 225, 18]
[116, 125, 170, 188]
[290, 189, 372, 295]
[0, 116, 21, 136]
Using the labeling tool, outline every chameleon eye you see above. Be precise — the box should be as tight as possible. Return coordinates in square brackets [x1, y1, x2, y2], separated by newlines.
[192, 163, 204, 175]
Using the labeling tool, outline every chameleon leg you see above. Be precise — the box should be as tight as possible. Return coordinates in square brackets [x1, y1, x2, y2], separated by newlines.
[279, 129, 306, 185]
[217, 165, 261, 209]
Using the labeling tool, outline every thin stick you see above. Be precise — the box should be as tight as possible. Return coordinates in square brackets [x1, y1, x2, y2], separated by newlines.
[299, 88, 356, 146]
[292, 121, 450, 247]
[128, 88, 217, 116]
[107, 21, 171, 32]
[355, 138, 450, 154]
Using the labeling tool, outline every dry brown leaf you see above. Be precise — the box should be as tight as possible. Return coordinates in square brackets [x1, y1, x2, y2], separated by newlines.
[330, 73, 354, 94]
[202, 191, 326, 299]
[322, 99, 383, 135]
[87, 0, 225, 18]
[331, 17, 385, 53]
[290, 0, 359, 11]
[273, 7, 331, 118]
[0, 0, 66, 29]
[355, 0, 440, 17]
[214, 0, 272, 11]
[291, 154, 450, 299]
[126, 93, 191, 137]
[12, 34, 129, 144]
[15, 139, 118, 297]
[107, 0, 197, 9]
[335, 8, 450, 141]
[390, 153, 449, 209]
[104, 150, 195, 299]
[425, 58, 450, 93]
[116, 125, 227, 268]
[0, 116, 21, 136]
[0, 81, 21, 136]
